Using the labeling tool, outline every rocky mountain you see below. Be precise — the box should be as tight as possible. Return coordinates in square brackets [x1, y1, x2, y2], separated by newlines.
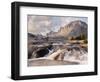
[28, 33, 47, 40]
[47, 20, 87, 39]
[28, 33, 47, 44]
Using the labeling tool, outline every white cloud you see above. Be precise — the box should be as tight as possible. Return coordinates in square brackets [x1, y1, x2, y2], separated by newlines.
[28, 15, 52, 36]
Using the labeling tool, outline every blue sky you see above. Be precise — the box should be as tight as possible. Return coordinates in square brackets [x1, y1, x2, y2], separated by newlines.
[28, 15, 88, 36]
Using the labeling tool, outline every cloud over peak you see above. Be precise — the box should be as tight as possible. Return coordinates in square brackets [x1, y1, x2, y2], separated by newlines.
[28, 15, 87, 36]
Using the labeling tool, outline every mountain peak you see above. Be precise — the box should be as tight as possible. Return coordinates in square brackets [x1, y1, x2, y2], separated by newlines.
[47, 20, 87, 38]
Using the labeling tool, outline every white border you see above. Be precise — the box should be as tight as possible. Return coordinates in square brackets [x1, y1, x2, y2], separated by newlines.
[20, 6, 94, 76]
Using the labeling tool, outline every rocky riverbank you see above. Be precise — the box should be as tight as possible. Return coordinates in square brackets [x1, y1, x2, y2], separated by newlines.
[28, 41, 87, 66]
